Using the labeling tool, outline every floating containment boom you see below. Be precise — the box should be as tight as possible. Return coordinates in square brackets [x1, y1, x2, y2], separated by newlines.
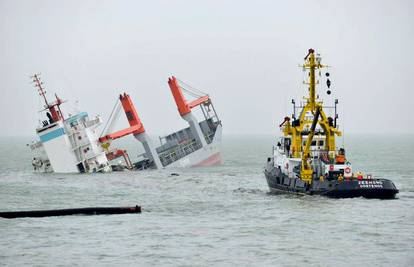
[0, 205, 142, 219]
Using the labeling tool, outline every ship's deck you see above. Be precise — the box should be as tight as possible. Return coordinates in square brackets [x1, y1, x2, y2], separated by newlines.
[156, 118, 219, 167]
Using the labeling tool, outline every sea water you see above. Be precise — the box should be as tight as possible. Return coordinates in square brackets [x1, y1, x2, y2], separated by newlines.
[0, 134, 413, 266]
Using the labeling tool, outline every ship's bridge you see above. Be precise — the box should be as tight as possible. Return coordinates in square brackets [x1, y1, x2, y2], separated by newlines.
[277, 134, 329, 159]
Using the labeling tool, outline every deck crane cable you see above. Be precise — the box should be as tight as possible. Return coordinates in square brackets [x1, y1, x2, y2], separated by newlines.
[177, 78, 206, 95]
[176, 78, 208, 99]
[105, 100, 122, 137]
[181, 87, 202, 99]
[178, 84, 202, 99]
[100, 98, 121, 138]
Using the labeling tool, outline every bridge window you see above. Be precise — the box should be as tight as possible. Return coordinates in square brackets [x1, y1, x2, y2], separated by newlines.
[318, 140, 324, 146]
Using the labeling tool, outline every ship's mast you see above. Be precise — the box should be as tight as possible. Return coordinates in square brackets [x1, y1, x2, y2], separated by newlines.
[32, 73, 64, 122]
[280, 49, 342, 184]
[32, 74, 49, 106]
[303, 48, 319, 111]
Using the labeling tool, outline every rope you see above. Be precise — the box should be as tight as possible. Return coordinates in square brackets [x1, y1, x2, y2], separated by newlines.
[105, 102, 122, 136]
[182, 88, 202, 99]
[176, 78, 208, 98]
[100, 99, 121, 137]
[178, 78, 206, 95]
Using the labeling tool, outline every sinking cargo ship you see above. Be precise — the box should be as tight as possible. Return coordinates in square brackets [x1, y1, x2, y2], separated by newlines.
[264, 49, 398, 199]
[29, 74, 222, 173]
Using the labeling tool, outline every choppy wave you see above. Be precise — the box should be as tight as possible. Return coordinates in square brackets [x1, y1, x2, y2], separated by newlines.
[0, 135, 413, 266]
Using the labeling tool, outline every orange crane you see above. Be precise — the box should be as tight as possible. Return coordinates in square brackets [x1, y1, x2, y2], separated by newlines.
[168, 76, 210, 116]
[168, 76, 212, 148]
[99, 93, 163, 170]
[99, 93, 145, 142]
[99, 93, 146, 169]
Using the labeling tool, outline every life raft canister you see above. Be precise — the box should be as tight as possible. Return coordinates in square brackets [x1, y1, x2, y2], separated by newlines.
[335, 154, 345, 164]
[344, 166, 352, 178]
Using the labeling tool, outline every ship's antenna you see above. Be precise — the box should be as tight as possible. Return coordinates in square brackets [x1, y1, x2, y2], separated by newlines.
[31, 73, 65, 122]
[32, 73, 49, 107]
[305, 48, 316, 110]
[342, 121, 345, 150]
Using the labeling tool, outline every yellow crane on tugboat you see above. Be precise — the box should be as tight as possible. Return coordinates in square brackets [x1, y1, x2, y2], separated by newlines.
[280, 49, 341, 184]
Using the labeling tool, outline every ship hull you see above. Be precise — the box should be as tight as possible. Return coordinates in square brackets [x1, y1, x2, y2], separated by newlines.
[165, 125, 222, 168]
[264, 168, 398, 199]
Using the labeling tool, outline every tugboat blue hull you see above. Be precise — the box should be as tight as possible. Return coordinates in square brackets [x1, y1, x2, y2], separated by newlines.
[323, 179, 398, 199]
[264, 169, 398, 199]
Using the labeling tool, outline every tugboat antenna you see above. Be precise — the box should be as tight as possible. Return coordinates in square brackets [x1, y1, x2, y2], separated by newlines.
[334, 99, 338, 128]
[291, 99, 296, 119]
[304, 48, 317, 111]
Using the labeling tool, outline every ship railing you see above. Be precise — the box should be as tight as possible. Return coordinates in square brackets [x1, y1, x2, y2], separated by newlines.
[83, 116, 101, 129]
[36, 121, 58, 133]
[29, 141, 43, 151]
[279, 148, 342, 161]
[158, 138, 202, 166]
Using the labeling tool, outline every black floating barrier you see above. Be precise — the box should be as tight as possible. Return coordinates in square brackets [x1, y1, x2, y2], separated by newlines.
[0, 205, 141, 219]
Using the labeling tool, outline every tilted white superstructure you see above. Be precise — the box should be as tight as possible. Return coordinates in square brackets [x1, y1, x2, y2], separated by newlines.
[29, 74, 110, 173]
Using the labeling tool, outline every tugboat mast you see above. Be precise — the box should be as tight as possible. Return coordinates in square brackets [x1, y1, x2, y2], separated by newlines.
[304, 48, 318, 111]
[280, 49, 342, 183]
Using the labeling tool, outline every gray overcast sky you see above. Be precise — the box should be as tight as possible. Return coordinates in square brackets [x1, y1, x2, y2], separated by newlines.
[0, 0, 413, 137]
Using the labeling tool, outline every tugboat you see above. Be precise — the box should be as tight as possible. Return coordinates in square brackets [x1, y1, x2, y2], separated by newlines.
[264, 49, 398, 199]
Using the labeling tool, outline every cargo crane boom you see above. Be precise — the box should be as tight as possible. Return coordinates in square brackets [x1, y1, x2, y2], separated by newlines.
[99, 93, 145, 143]
[99, 93, 162, 169]
[168, 76, 214, 148]
[301, 106, 321, 183]
[168, 76, 210, 116]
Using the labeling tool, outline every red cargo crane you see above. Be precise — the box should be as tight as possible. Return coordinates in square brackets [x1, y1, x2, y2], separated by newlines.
[99, 93, 145, 142]
[99, 93, 146, 169]
[168, 76, 210, 116]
